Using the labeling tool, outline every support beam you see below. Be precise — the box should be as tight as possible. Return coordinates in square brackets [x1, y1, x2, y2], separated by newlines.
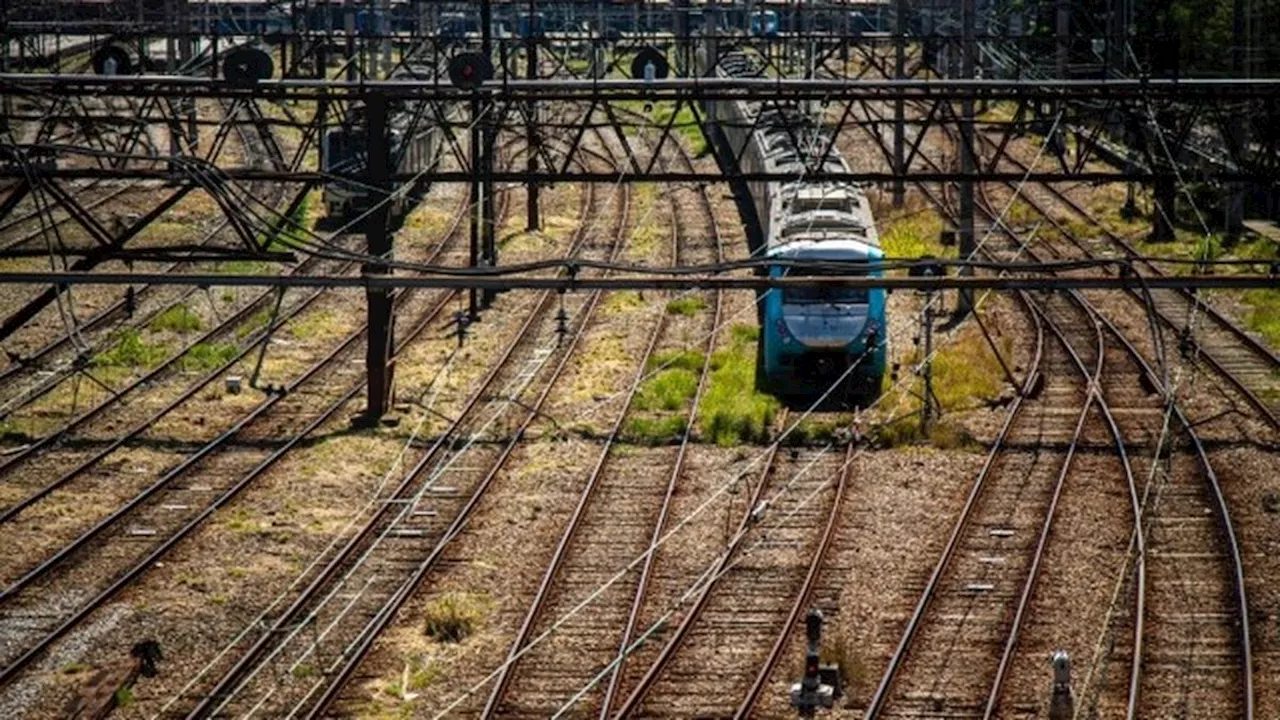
[525, 6, 539, 232]
[957, 0, 976, 316]
[361, 93, 393, 424]
[892, 0, 906, 206]
[0, 185, 192, 344]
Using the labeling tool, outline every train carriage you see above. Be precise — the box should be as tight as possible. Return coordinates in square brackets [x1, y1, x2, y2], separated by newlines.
[321, 64, 444, 220]
[699, 47, 887, 406]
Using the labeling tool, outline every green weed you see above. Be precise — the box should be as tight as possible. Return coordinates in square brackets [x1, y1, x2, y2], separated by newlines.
[423, 592, 491, 643]
[635, 368, 698, 411]
[92, 329, 168, 368]
[665, 296, 707, 316]
[622, 415, 688, 445]
[700, 324, 780, 446]
[647, 349, 704, 373]
[180, 342, 238, 372]
[149, 304, 203, 333]
[878, 209, 948, 261]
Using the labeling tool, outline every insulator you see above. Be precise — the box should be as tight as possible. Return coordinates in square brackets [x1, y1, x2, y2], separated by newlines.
[555, 307, 570, 345]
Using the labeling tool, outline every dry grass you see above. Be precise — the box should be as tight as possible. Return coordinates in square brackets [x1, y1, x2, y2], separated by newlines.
[423, 592, 492, 643]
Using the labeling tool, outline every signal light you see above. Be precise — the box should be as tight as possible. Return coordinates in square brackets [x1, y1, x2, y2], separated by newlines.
[223, 47, 273, 85]
[630, 46, 670, 81]
[92, 45, 132, 76]
[448, 53, 494, 90]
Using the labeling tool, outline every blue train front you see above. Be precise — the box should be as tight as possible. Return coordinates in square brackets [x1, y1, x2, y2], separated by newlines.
[759, 188, 887, 406]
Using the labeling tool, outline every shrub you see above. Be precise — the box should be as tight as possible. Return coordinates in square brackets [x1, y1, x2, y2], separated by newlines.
[423, 592, 490, 643]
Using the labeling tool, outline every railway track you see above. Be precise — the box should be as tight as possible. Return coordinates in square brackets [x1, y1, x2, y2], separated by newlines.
[174, 140, 628, 719]
[0, 176, 484, 692]
[0, 85, 285, 415]
[845, 98, 1254, 717]
[476, 131, 723, 719]
[977, 138, 1280, 431]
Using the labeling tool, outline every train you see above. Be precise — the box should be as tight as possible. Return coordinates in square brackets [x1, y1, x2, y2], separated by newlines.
[321, 64, 443, 219]
[700, 49, 886, 406]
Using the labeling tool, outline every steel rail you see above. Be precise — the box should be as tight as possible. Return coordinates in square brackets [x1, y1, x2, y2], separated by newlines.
[297, 142, 633, 720]
[609, 408, 849, 719]
[0, 175, 483, 684]
[0, 266, 458, 686]
[0, 88, 289, 420]
[189, 137, 621, 717]
[600, 133, 725, 720]
[1090, 305, 1255, 720]
[846, 109, 1139, 720]
[980, 186, 1254, 719]
[479, 184, 673, 720]
[977, 138, 1280, 431]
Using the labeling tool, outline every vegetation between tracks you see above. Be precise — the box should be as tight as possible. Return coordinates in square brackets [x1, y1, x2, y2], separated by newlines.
[700, 325, 780, 446]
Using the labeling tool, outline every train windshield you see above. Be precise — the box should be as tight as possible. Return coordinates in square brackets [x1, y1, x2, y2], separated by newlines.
[781, 265, 869, 305]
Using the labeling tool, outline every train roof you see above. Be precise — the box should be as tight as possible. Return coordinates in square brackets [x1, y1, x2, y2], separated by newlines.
[767, 238, 882, 259]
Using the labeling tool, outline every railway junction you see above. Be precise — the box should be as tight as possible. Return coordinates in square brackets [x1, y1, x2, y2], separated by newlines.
[0, 1, 1278, 718]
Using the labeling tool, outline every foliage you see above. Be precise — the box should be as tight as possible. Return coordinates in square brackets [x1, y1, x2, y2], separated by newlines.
[635, 368, 698, 411]
[665, 296, 707, 316]
[623, 415, 688, 445]
[423, 592, 490, 643]
[93, 329, 167, 368]
[149, 304, 203, 333]
[647, 349, 705, 374]
[878, 208, 948, 261]
[699, 324, 780, 446]
[180, 342, 239, 372]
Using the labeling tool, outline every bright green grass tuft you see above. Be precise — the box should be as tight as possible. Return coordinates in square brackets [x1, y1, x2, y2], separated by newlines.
[665, 296, 707, 316]
[635, 368, 698, 411]
[93, 329, 168, 368]
[180, 342, 239, 372]
[149, 304, 203, 333]
[623, 415, 688, 445]
[647, 349, 704, 374]
[878, 208, 949, 261]
[699, 324, 779, 446]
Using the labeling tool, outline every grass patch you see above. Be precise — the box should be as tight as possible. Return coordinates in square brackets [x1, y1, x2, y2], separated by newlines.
[787, 418, 844, 446]
[665, 296, 707, 316]
[115, 687, 135, 707]
[237, 308, 273, 339]
[423, 592, 491, 643]
[635, 368, 698, 411]
[622, 415, 688, 445]
[149, 303, 203, 333]
[290, 310, 339, 340]
[179, 342, 238, 372]
[878, 208, 949, 261]
[648, 349, 704, 373]
[217, 259, 271, 274]
[1243, 288, 1280, 347]
[602, 290, 645, 315]
[260, 190, 316, 252]
[700, 324, 779, 446]
[92, 329, 168, 368]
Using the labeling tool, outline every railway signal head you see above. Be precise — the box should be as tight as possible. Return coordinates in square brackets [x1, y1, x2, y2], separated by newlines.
[223, 47, 274, 85]
[448, 53, 494, 90]
[631, 47, 670, 82]
[92, 45, 132, 76]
